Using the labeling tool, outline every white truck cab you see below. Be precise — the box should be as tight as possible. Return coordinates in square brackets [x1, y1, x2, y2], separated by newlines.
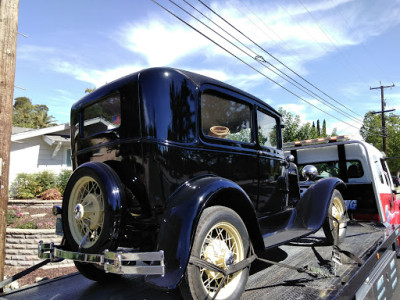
[284, 136, 400, 225]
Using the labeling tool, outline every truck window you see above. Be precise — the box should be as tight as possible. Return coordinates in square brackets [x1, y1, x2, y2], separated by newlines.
[257, 110, 278, 148]
[380, 158, 391, 186]
[82, 92, 121, 137]
[347, 161, 364, 178]
[298, 160, 363, 180]
[201, 93, 252, 143]
[372, 155, 384, 184]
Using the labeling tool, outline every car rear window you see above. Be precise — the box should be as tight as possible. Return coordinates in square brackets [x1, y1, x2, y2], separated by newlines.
[82, 92, 121, 137]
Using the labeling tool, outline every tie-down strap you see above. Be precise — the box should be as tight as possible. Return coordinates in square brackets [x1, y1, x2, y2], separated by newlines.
[189, 250, 257, 277]
[189, 243, 334, 280]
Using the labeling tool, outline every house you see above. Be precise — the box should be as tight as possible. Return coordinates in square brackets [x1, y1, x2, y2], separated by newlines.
[10, 124, 72, 186]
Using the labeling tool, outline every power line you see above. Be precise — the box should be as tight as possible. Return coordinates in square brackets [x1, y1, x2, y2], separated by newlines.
[178, 0, 363, 125]
[197, 0, 365, 122]
[329, 0, 389, 81]
[296, 0, 372, 88]
[151, 0, 360, 130]
[151, 0, 387, 138]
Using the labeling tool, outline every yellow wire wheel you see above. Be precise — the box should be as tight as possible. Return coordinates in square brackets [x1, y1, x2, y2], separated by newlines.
[185, 206, 249, 300]
[323, 189, 347, 245]
[61, 164, 123, 282]
[68, 176, 105, 249]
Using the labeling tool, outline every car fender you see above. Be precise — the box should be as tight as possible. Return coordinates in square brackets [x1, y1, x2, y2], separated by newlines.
[145, 175, 261, 289]
[73, 162, 125, 212]
[294, 177, 346, 230]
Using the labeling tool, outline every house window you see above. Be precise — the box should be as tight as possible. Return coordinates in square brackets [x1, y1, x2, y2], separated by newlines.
[66, 149, 72, 167]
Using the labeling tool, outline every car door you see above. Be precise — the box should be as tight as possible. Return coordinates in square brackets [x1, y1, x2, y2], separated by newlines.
[256, 108, 286, 217]
[197, 87, 259, 208]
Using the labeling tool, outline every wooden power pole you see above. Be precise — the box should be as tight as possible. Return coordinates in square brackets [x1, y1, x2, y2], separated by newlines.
[370, 83, 395, 155]
[0, 0, 19, 283]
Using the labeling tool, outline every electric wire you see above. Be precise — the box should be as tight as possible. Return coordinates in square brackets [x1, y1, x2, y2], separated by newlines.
[151, 0, 360, 130]
[199, 0, 365, 121]
[296, 0, 372, 89]
[151, 0, 386, 138]
[231, 0, 296, 55]
[197, 0, 388, 136]
[329, 0, 389, 82]
[180, 0, 363, 124]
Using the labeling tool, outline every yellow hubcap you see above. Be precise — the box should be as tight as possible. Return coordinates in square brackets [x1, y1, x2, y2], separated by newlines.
[200, 222, 244, 298]
[332, 196, 344, 229]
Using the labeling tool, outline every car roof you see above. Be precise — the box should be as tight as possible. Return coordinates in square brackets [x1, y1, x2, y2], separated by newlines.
[72, 67, 280, 116]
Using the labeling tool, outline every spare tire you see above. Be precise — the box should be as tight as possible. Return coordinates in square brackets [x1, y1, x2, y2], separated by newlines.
[62, 162, 125, 281]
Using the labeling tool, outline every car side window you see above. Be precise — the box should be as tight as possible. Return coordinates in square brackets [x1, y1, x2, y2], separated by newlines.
[257, 110, 278, 148]
[201, 93, 252, 143]
[82, 92, 121, 137]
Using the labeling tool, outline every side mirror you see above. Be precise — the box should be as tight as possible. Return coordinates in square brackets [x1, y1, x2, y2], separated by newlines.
[281, 155, 295, 169]
[286, 155, 294, 163]
[302, 165, 318, 181]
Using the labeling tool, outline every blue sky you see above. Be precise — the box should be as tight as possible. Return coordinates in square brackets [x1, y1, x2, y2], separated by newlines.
[14, 0, 400, 139]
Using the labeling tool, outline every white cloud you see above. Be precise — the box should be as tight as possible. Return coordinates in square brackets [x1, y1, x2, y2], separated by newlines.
[120, 20, 211, 66]
[50, 59, 145, 87]
[17, 44, 56, 61]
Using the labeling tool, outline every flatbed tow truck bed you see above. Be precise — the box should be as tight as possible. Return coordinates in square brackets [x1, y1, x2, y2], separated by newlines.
[1, 222, 398, 300]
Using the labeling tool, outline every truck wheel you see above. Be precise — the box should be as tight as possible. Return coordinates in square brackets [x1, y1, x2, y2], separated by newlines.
[323, 189, 347, 245]
[62, 164, 123, 281]
[183, 206, 249, 300]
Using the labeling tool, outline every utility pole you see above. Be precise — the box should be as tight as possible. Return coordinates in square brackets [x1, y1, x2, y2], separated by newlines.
[0, 0, 19, 285]
[370, 83, 395, 155]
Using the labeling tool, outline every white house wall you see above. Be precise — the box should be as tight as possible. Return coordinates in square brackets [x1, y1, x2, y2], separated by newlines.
[10, 136, 71, 186]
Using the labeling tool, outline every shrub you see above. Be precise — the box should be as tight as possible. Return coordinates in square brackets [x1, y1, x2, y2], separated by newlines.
[57, 169, 72, 195]
[11, 169, 72, 199]
[41, 188, 62, 200]
[7, 206, 22, 225]
[10, 173, 39, 199]
[37, 221, 54, 229]
[17, 221, 38, 229]
[34, 170, 57, 195]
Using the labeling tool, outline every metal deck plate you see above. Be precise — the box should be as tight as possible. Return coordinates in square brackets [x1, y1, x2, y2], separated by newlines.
[242, 223, 387, 300]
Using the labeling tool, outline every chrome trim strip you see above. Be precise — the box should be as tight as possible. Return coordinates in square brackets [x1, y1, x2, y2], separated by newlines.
[104, 264, 165, 275]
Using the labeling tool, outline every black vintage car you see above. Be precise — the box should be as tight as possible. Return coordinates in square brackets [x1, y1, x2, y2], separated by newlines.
[43, 67, 347, 300]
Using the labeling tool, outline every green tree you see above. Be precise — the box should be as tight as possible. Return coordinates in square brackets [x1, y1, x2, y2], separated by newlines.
[13, 97, 57, 128]
[310, 122, 317, 138]
[279, 107, 336, 142]
[278, 107, 301, 142]
[322, 119, 327, 137]
[360, 112, 400, 173]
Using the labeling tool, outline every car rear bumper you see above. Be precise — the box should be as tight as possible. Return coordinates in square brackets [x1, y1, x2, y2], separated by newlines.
[38, 241, 165, 276]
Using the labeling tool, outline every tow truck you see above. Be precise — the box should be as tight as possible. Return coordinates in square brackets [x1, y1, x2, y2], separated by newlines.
[1, 70, 399, 299]
[284, 136, 400, 228]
